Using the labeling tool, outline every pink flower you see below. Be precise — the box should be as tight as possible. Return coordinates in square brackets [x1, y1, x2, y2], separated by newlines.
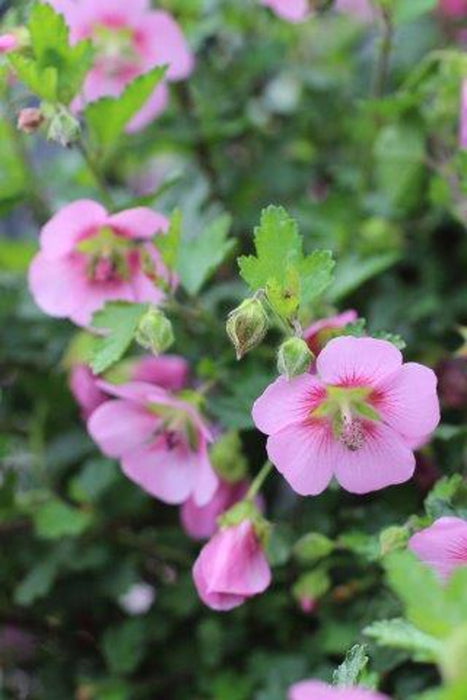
[460, 80, 467, 149]
[87, 380, 218, 505]
[181, 480, 250, 540]
[408, 517, 467, 581]
[46, 0, 194, 130]
[252, 337, 440, 496]
[193, 519, 271, 611]
[261, 0, 309, 22]
[304, 310, 358, 356]
[70, 354, 188, 419]
[334, 0, 377, 22]
[289, 681, 389, 700]
[0, 33, 18, 54]
[29, 200, 170, 326]
[439, 0, 467, 18]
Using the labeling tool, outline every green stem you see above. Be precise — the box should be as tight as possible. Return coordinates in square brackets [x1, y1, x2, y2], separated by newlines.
[246, 460, 273, 500]
[77, 139, 115, 210]
[371, 6, 394, 98]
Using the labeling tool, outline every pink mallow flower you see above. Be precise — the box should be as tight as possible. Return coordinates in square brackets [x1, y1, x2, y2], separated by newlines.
[46, 0, 194, 131]
[29, 200, 170, 327]
[408, 516, 467, 582]
[70, 354, 189, 419]
[289, 681, 389, 700]
[0, 33, 18, 54]
[252, 337, 440, 496]
[87, 380, 218, 505]
[261, 0, 309, 22]
[181, 479, 251, 540]
[193, 519, 271, 611]
[304, 310, 358, 356]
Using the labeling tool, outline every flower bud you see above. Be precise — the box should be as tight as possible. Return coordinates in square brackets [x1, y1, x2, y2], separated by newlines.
[17, 107, 44, 134]
[43, 104, 80, 147]
[135, 307, 174, 355]
[277, 337, 313, 380]
[226, 297, 268, 360]
[210, 431, 248, 483]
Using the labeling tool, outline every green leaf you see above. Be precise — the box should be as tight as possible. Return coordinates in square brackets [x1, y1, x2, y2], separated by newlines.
[15, 557, 60, 606]
[0, 239, 36, 272]
[238, 206, 334, 319]
[102, 619, 147, 675]
[177, 213, 235, 296]
[293, 532, 335, 564]
[90, 302, 148, 374]
[363, 618, 441, 662]
[425, 475, 467, 520]
[8, 54, 58, 101]
[332, 645, 368, 687]
[85, 66, 166, 151]
[394, 0, 437, 25]
[68, 459, 119, 504]
[156, 209, 182, 271]
[292, 568, 331, 602]
[33, 500, 93, 539]
[329, 252, 400, 302]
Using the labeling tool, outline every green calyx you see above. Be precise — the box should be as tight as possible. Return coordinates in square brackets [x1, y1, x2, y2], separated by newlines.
[77, 227, 133, 282]
[218, 500, 270, 546]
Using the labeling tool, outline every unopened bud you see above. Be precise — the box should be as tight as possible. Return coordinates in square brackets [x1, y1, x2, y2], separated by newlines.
[210, 431, 247, 483]
[277, 337, 313, 380]
[136, 307, 174, 355]
[226, 298, 268, 360]
[17, 107, 44, 134]
[44, 104, 80, 147]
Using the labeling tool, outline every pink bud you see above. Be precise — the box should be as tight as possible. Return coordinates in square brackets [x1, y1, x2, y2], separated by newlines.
[298, 596, 317, 614]
[192, 520, 271, 611]
[0, 33, 18, 54]
[17, 108, 44, 134]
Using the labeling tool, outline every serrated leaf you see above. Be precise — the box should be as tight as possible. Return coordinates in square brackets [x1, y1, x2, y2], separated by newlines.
[84, 66, 166, 151]
[8, 54, 58, 101]
[298, 250, 335, 307]
[332, 645, 368, 687]
[33, 500, 93, 539]
[363, 618, 441, 662]
[90, 302, 148, 374]
[177, 213, 235, 296]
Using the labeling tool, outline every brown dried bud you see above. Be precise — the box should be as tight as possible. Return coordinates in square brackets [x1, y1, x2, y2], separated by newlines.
[17, 107, 44, 134]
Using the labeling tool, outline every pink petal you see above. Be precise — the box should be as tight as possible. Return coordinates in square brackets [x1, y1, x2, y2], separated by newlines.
[40, 200, 107, 259]
[317, 337, 403, 387]
[334, 422, 415, 494]
[289, 680, 389, 700]
[69, 364, 106, 419]
[373, 363, 440, 439]
[120, 439, 197, 504]
[126, 82, 169, 132]
[192, 554, 245, 611]
[96, 380, 174, 406]
[262, 0, 309, 22]
[266, 420, 335, 496]
[131, 355, 189, 391]
[108, 208, 168, 240]
[28, 253, 88, 319]
[409, 517, 467, 582]
[87, 399, 158, 457]
[252, 374, 326, 436]
[143, 11, 194, 81]
[304, 309, 358, 352]
[334, 0, 377, 22]
[190, 445, 219, 507]
[181, 480, 249, 540]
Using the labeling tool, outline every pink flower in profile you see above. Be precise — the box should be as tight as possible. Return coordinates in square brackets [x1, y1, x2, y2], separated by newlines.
[408, 517, 467, 581]
[88, 380, 218, 505]
[0, 33, 18, 54]
[29, 200, 170, 326]
[181, 480, 251, 540]
[70, 354, 188, 419]
[289, 680, 389, 700]
[193, 519, 271, 611]
[46, 0, 194, 131]
[334, 0, 377, 22]
[304, 310, 358, 356]
[261, 0, 309, 23]
[252, 337, 440, 496]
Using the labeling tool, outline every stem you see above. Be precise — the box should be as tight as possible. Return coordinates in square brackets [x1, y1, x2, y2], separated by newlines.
[246, 460, 273, 500]
[371, 6, 394, 98]
[76, 139, 115, 210]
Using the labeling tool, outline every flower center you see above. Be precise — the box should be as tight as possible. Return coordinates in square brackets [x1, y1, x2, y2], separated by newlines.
[92, 23, 140, 80]
[311, 385, 380, 452]
[77, 227, 133, 283]
[148, 403, 199, 452]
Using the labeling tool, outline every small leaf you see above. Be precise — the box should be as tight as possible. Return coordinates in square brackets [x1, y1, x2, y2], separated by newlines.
[101, 619, 147, 675]
[393, 0, 437, 24]
[90, 302, 148, 374]
[293, 532, 335, 564]
[177, 213, 235, 296]
[68, 459, 119, 504]
[363, 618, 441, 662]
[156, 209, 182, 271]
[85, 66, 166, 151]
[33, 500, 93, 539]
[332, 644, 369, 687]
[15, 557, 60, 606]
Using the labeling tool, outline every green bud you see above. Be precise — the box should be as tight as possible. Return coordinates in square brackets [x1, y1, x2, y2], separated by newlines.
[277, 337, 313, 380]
[210, 431, 248, 483]
[293, 532, 334, 564]
[44, 104, 80, 147]
[226, 298, 268, 360]
[135, 307, 174, 356]
[292, 568, 331, 604]
[218, 500, 270, 545]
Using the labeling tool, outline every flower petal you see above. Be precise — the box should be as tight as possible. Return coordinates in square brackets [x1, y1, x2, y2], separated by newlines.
[409, 517, 467, 581]
[87, 399, 158, 458]
[126, 82, 169, 132]
[289, 680, 389, 700]
[373, 363, 440, 439]
[252, 374, 326, 436]
[108, 208, 168, 240]
[143, 11, 194, 80]
[40, 200, 107, 258]
[334, 422, 415, 494]
[266, 420, 334, 496]
[28, 253, 88, 318]
[193, 554, 244, 611]
[317, 336, 403, 387]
